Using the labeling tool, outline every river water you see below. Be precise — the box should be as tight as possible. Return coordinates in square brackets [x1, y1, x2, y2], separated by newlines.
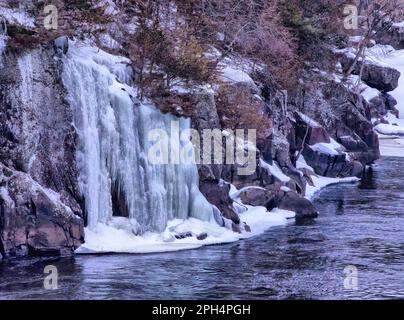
[1, 157, 403, 300]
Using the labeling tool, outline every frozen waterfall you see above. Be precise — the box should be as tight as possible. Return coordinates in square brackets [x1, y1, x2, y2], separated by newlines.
[61, 42, 213, 234]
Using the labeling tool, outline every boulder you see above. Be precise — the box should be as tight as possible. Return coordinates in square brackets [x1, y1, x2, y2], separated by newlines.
[351, 160, 364, 178]
[199, 180, 240, 224]
[272, 133, 292, 168]
[322, 81, 380, 165]
[307, 127, 331, 145]
[294, 112, 331, 146]
[302, 145, 358, 178]
[299, 167, 316, 187]
[191, 87, 221, 131]
[239, 187, 284, 211]
[369, 95, 388, 117]
[278, 191, 319, 219]
[238, 187, 318, 219]
[196, 233, 208, 240]
[361, 63, 400, 92]
[284, 165, 307, 195]
[384, 93, 400, 118]
[341, 54, 401, 92]
[338, 135, 368, 152]
[293, 109, 364, 178]
[258, 134, 273, 163]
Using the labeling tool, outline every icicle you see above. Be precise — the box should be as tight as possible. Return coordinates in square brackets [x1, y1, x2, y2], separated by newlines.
[62, 42, 213, 233]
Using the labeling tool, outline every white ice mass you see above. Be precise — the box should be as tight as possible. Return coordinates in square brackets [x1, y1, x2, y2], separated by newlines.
[62, 42, 218, 252]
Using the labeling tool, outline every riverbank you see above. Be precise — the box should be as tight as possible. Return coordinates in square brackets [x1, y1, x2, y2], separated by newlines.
[77, 174, 359, 255]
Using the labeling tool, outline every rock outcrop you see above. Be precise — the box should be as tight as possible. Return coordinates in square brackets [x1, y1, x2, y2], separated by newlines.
[376, 23, 404, 50]
[291, 75, 380, 169]
[369, 93, 399, 118]
[0, 46, 85, 258]
[239, 187, 318, 219]
[0, 164, 84, 258]
[341, 54, 401, 92]
[190, 87, 243, 227]
[293, 112, 364, 178]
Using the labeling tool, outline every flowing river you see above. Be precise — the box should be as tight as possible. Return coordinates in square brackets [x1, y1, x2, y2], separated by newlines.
[1, 157, 403, 300]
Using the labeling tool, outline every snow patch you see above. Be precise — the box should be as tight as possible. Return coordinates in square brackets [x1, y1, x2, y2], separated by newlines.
[297, 112, 321, 127]
[375, 123, 404, 136]
[310, 138, 345, 156]
[77, 207, 294, 254]
[260, 159, 290, 183]
[393, 21, 404, 28]
[379, 136, 404, 157]
[376, 113, 404, 156]
[0, 7, 35, 28]
[0, 186, 14, 208]
[95, 0, 119, 16]
[229, 186, 266, 200]
[296, 155, 314, 171]
[219, 57, 255, 85]
[360, 84, 381, 102]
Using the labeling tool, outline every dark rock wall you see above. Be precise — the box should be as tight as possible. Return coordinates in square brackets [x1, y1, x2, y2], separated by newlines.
[376, 24, 404, 50]
[0, 46, 84, 259]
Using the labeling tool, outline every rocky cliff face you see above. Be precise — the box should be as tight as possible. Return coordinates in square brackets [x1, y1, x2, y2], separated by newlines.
[292, 76, 380, 173]
[0, 43, 386, 259]
[188, 72, 371, 223]
[0, 1, 400, 259]
[0, 45, 84, 259]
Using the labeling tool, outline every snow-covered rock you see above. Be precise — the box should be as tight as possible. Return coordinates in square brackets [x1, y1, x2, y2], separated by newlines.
[0, 7, 35, 29]
[376, 21, 404, 50]
[0, 43, 86, 258]
[341, 51, 401, 92]
[219, 57, 259, 93]
[0, 164, 84, 258]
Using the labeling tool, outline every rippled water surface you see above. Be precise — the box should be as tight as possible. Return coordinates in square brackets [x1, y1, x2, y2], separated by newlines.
[1, 157, 404, 299]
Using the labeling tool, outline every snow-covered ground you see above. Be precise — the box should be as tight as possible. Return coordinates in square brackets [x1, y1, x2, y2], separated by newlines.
[220, 61, 255, 85]
[77, 207, 295, 254]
